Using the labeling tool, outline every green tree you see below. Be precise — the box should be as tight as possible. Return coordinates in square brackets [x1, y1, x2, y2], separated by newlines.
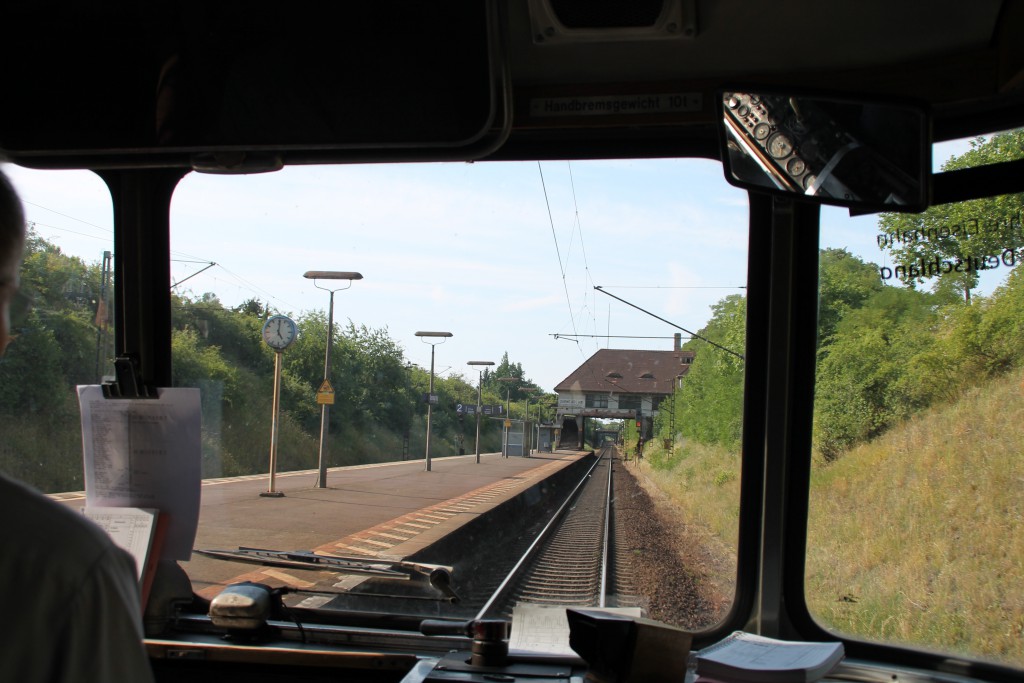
[1, 231, 112, 492]
[878, 129, 1024, 302]
[813, 286, 938, 459]
[817, 248, 885, 343]
[483, 352, 538, 402]
[922, 265, 1024, 383]
[662, 294, 746, 450]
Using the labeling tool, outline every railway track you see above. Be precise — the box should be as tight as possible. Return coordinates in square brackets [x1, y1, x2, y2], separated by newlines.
[170, 447, 651, 653]
[477, 444, 640, 619]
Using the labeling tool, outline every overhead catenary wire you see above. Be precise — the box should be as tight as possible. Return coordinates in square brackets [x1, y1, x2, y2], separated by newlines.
[23, 202, 111, 234]
[23, 197, 298, 312]
[594, 285, 744, 361]
[552, 334, 694, 341]
[171, 261, 217, 289]
[539, 162, 679, 394]
[538, 161, 582, 350]
[600, 284, 747, 290]
[26, 219, 111, 244]
[538, 161, 628, 398]
[566, 161, 600, 348]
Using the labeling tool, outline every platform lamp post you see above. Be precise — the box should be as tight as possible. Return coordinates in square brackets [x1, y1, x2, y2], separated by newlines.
[522, 394, 530, 456]
[544, 398, 558, 452]
[466, 361, 494, 464]
[304, 271, 363, 488]
[402, 362, 414, 461]
[416, 331, 452, 472]
[523, 388, 542, 456]
[497, 376, 519, 457]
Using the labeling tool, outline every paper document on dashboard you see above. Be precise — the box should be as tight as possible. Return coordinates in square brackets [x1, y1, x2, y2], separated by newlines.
[695, 631, 844, 683]
[83, 506, 160, 581]
[509, 604, 643, 656]
[78, 385, 202, 560]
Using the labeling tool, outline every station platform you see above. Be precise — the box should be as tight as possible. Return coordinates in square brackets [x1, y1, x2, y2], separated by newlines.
[170, 450, 589, 598]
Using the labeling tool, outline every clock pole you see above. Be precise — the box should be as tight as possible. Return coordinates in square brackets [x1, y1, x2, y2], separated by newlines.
[262, 348, 286, 497]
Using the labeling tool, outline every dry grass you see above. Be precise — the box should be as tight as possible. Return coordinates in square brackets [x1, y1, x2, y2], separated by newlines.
[806, 366, 1024, 667]
[638, 367, 1023, 667]
[639, 440, 741, 551]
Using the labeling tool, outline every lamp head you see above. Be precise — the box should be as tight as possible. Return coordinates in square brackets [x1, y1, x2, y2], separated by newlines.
[303, 271, 363, 280]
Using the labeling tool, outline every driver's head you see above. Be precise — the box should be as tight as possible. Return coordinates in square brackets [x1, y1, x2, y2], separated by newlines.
[0, 168, 27, 355]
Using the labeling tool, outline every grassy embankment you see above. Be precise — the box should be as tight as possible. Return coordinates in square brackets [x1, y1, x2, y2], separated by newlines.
[635, 366, 1024, 668]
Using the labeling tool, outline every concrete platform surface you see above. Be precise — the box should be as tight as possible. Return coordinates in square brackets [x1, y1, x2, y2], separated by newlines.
[175, 451, 587, 597]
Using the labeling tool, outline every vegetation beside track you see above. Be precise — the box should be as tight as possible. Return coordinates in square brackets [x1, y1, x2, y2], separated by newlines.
[637, 365, 1024, 668]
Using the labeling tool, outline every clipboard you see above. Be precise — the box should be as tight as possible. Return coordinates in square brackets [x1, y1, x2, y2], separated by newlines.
[78, 369, 203, 562]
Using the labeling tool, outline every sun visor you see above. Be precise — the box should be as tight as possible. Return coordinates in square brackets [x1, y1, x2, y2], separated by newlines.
[0, 1, 509, 169]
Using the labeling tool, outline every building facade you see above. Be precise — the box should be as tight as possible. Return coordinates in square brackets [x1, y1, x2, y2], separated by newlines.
[553, 334, 694, 449]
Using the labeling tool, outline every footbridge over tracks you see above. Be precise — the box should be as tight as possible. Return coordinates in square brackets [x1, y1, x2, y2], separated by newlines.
[553, 334, 694, 449]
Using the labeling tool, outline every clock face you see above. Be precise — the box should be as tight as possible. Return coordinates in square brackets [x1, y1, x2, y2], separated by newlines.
[262, 315, 297, 350]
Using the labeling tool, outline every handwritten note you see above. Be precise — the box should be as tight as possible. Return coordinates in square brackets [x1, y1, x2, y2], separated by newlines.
[78, 385, 202, 560]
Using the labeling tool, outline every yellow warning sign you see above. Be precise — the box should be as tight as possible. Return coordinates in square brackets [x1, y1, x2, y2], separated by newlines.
[316, 379, 335, 405]
[504, 419, 512, 428]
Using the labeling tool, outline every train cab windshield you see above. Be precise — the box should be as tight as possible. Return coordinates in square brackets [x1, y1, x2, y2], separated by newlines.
[1, 2, 1022, 683]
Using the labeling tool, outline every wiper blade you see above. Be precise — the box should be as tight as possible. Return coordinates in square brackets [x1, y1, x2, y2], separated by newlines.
[197, 547, 461, 603]
[197, 547, 408, 577]
[195, 547, 457, 598]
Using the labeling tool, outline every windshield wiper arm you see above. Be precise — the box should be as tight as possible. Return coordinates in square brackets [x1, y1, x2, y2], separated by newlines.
[195, 547, 460, 602]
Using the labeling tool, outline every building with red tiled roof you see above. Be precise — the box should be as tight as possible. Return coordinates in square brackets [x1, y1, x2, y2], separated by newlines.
[553, 334, 694, 449]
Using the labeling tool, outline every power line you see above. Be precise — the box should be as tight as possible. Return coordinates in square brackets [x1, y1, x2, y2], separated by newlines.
[566, 161, 599, 355]
[22, 198, 297, 311]
[171, 262, 217, 289]
[552, 334, 694, 341]
[214, 263, 297, 310]
[594, 285, 744, 361]
[26, 220, 111, 244]
[600, 284, 747, 290]
[538, 161, 582, 350]
[22, 200, 112, 234]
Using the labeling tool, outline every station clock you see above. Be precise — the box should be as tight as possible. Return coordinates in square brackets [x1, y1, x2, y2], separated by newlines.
[261, 315, 297, 351]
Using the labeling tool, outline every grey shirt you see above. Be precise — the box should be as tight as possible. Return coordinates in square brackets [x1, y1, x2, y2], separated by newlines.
[0, 473, 155, 682]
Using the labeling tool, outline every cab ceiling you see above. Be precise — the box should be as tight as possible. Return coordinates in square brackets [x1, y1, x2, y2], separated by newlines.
[506, 1, 1006, 86]
[1, 0, 1021, 167]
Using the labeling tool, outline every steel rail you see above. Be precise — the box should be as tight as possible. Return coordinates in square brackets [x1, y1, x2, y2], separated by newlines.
[599, 444, 613, 607]
[473, 449, 608, 620]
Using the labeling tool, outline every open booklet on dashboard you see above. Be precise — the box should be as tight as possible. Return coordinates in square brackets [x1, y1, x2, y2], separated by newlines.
[82, 506, 167, 609]
[694, 631, 844, 683]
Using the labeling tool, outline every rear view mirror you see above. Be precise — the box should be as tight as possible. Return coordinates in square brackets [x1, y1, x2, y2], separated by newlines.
[719, 91, 930, 213]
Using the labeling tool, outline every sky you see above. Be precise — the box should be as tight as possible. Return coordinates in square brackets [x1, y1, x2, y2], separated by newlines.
[1, 139, 985, 392]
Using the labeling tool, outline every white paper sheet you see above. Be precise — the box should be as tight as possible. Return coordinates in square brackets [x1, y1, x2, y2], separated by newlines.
[83, 507, 159, 581]
[78, 385, 202, 560]
[509, 605, 644, 656]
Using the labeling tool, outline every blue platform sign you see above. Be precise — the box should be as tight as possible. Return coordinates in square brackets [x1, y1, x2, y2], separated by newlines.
[454, 403, 504, 414]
